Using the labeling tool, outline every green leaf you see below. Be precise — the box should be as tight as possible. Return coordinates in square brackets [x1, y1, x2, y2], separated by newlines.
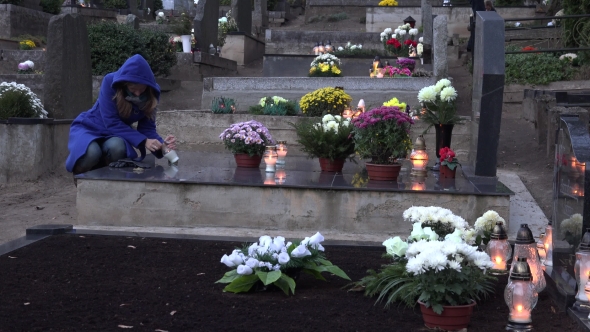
[433, 284, 446, 293]
[302, 268, 327, 281]
[432, 303, 443, 315]
[222, 274, 260, 293]
[215, 269, 240, 284]
[324, 265, 351, 280]
[256, 270, 282, 286]
[275, 273, 296, 295]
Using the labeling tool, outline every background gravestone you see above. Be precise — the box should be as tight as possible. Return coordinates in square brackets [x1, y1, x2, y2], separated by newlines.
[432, 15, 447, 80]
[193, 0, 219, 51]
[253, 0, 268, 30]
[421, 0, 432, 64]
[43, 14, 92, 119]
[469, 11, 505, 177]
[125, 14, 139, 29]
[231, 0, 252, 35]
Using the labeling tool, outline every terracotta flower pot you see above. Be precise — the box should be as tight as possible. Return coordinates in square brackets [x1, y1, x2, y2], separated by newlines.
[365, 163, 401, 181]
[418, 300, 476, 331]
[234, 154, 262, 168]
[319, 158, 345, 172]
[439, 165, 456, 178]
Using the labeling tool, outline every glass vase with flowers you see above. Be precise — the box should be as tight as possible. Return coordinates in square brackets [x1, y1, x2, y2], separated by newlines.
[351, 106, 414, 180]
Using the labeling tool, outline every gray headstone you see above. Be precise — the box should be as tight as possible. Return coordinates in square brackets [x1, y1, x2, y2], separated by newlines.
[470, 11, 505, 177]
[421, 0, 432, 45]
[125, 14, 139, 29]
[193, 0, 219, 51]
[253, 0, 268, 28]
[432, 15, 447, 80]
[231, 0, 252, 35]
[43, 14, 92, 119]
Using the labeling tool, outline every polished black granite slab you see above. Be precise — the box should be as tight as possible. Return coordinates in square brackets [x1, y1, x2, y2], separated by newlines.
[75, 151, 513, 196]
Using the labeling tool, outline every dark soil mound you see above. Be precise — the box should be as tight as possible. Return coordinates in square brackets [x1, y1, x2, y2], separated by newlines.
[0, 234, 581, 331]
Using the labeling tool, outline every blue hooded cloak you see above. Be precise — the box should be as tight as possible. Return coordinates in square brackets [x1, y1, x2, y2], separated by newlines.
[65, 54, 164, 172]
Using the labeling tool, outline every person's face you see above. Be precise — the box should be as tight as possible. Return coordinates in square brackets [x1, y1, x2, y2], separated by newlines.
[485, 4, 492, 10]
[126, 83, 147, 96]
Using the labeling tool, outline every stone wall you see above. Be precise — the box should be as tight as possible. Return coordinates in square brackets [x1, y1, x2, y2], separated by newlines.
[0, 50, 46, 75]
[0, 120, 71, 184]
[223, 33, 265, 66]
[265, 30, 382, 54]
[305, 0, 427, 20]
[60, 6, 118, 24]
[0, 4, 54, 39]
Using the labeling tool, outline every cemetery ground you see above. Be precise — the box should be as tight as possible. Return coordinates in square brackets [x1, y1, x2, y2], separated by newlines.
[0, 234, 582, 331]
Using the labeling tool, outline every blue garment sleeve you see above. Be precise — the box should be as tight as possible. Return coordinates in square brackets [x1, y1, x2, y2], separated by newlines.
[137, 110, 164, 158]
[98, 76, 148, 148]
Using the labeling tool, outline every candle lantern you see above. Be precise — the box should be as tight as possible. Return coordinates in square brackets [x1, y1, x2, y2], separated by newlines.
[511, 224, 546, 293]
[313, 42, 320, 55]
[318, 41, 325, 54]
[403, 16, 416, 28]
[410, 135, 429, 177]
[276, 141, 288, 165]
[486, 221, 512, 272]
[357, 99, 365, 113]
[275, 168, 287, 185]
[263, 146, 278, 172]
[574, 229, 590, 310]
[505, 257, 538, 331]
[410, 174, 426, 191]
[342, 107, 353, 119]
[324, 40, 333, 53]
[543, 222, 553, 266]
[536, 237, 546, 262]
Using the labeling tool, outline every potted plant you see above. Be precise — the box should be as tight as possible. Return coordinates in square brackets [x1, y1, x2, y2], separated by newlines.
[417, 78, 464, 170]
[380, 24, 418, 57]
[290, 114, 355, 172]
[172, 12, 193, 53]
[299, 87, 352, 117]
[351, 105, 414, 181]
[473, 210, 507, 247]
[219, 120, 275, 168]
[349, 206, 496, 331]
[216, 232, 350, 295]
[249, 96, 299, 116]
[308, 53, 342, 77]
[438, 147, 459, 178]
[0, 82, 48, 120]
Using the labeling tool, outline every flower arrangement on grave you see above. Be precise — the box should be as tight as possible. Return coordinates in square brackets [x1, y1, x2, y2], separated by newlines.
[211, 96, 236, 114]
[19, 40, 35, 50]
[521, 45, 537, 52]
[0, 82, 48, 120]
[299, 87, 352, 117]
[560, 53, 579, 65]
[309, 53, 342, 77]
[560, 213, 583, 249]
[290, 114, 355, 162]
[249, 96, 299, 116]
[380, 24, 419, 57]
[382, 66, 412, 78]
[351, 106, 414, 165]
[219, 120, 274, 157]
[218, 10, 238, 47]
[172, 12, 192, 36]
[331, 42, 372, 57]
[439, 147, 459, 169]
[383, 97, 407, 110]
[17, 60, 35, 74]
[349, 206, 495, 317]
[473, 210, 507, 246]
[156, 11, 166, 24]
[417, 37, 424, 58]
[396, 57, 415, 71]
[417, 78, 464, 131]
[216, 232, 350, 295]
[378, 0, 398, 6]
[169, 35, 183, 52]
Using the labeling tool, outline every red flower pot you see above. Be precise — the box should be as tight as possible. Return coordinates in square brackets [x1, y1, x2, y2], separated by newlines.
[234, 154, 262, 168]
[319, 158, 345, 172]
[418, 300, 476, 331]
[365, 163, 401, 181]
[440, 165, 456, 178]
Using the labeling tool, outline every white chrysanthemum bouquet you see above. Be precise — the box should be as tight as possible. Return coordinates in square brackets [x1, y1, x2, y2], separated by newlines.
[0, 82, 47, 119]
[474, 210, 507, 246]
[351, 206, 496, 315]
[417, 78, 464, 131]
[216, 232, 350, 295]
[560, 213, 583, 248]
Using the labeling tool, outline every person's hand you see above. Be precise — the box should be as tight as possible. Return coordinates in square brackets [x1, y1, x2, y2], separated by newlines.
[164, 135, 177, 150]
[146, 138, 162, 152]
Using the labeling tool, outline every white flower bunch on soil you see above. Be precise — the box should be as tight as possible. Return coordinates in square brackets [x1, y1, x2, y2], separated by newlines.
[403, 206, 469, 232]
[0, 82, 47, 118]
[405, 239, 494, 275]
[217, 232, 350, 295]
[559, 53, 577, 62]
[561, 213, 583, 247]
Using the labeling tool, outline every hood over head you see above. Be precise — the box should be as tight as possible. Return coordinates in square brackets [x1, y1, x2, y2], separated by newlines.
[112, 54, 161, 101]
